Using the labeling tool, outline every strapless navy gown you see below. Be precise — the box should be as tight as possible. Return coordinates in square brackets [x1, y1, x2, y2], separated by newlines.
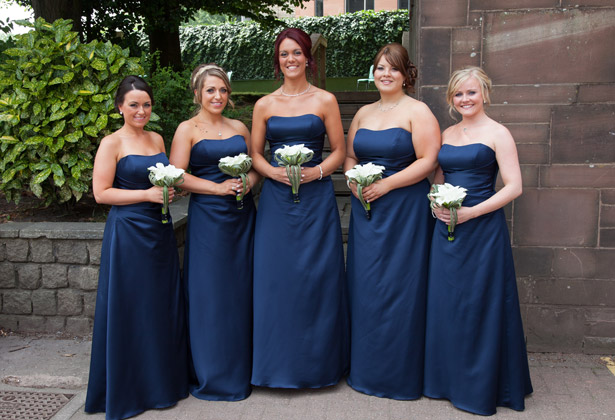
[184, 136, 255, 400]
[347, 128, 433, 400]
[423, 144, 533, 415]
[85, 153, 189, 420]
[252, 114, 348, 388]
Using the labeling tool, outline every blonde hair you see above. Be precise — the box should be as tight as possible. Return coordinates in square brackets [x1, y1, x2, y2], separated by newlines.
[190, 63, 234, 113]
[446, 66, 492, 119]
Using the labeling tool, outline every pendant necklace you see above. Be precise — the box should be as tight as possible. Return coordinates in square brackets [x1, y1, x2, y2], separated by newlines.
[377, 99, 401, 112]
[196, 118, 222, 137]
[281, 83, 311, 97]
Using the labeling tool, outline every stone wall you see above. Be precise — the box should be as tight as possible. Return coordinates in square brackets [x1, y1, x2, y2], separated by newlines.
[0, 199, 188, 336]
[411, 0, 615, 353]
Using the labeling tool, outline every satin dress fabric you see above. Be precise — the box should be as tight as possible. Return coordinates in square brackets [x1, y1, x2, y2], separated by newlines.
[346, 128, 434, 400]
[423, 143, 533, 415]
[184, 135, 255, 401]
[252, 114, 348, 388]
[85, 153, 189, 420]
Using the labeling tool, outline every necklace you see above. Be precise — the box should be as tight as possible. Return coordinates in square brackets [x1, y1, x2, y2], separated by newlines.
[377, 99, 401, 112]
[280, 83, 311, 97]
[195, 118, 222, 137]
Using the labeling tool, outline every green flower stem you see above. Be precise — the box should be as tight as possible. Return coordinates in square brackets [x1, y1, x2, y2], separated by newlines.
[448, 206, 458, 241]
[162, 185, 170, 224]
[357, 184, 371, 220]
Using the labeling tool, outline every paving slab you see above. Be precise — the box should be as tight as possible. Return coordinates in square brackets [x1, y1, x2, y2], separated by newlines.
[1, 335, 614, 420]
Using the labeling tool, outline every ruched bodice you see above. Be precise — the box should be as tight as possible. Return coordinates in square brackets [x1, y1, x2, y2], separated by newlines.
[266, 114, 326, 168]
[346, 127, 433, 400]
[253, 113, 347, 388]
[439, 143, 498, 206]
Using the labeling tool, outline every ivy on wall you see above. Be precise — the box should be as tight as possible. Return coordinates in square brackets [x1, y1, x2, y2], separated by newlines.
[181, 10, 409, 80]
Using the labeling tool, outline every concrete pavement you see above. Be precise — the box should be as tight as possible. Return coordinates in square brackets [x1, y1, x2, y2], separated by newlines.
[1, 334, 614, 420]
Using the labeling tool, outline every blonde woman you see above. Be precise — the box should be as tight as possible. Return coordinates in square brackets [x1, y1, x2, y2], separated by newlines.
[423, 67, 533, 415]
[169, 64, 258, 401]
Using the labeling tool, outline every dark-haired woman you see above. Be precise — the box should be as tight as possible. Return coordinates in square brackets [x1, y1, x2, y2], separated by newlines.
[85, 76, 188, 419]
[170, 64, 257, 401]
[250, 28, 348, 388]
[343, 43, 440, 399]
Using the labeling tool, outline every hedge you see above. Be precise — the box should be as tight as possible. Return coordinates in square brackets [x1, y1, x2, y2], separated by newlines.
[180, 10, 409, 80]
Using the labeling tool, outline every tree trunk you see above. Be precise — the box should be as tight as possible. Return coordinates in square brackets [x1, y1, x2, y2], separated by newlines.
[31, 0, 83, 37]
[148, 26, 182, 71]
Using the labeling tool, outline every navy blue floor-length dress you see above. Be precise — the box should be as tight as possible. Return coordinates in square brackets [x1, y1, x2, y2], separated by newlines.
[346, 128, 434, 400]
[252, 114, 348, 388]
[423, 143, 533, 415]
[184, 136, 255, 400]
[85, 153, 189, 420]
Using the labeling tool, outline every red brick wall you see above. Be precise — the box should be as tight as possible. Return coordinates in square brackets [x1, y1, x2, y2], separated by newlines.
[413, 0, 615, 354]
[295, 0, 403, 17]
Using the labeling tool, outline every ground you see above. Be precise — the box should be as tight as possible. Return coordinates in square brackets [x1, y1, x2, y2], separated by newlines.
[0, 192, 109, 223]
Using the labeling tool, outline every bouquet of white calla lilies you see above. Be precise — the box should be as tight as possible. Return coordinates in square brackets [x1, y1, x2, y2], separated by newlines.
[147, 162, 185, 224]
[274, 144, 314, 203]
[428, 183, 468, 241]
[345, 162, 385, 220]
[218, 153, 252, 210]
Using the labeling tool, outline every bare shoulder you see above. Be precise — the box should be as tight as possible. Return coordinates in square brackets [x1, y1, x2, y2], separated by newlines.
[312, 86, 338, 105]
[404, 96, 434, 116]
[488, 119, 514, 142]
[226, 117, 250, 136]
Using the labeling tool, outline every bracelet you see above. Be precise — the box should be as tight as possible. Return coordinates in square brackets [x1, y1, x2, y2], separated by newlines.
[317, 164, 323, 181]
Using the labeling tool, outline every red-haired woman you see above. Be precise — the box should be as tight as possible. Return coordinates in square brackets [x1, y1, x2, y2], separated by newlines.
[343, 43, 440, 399]
[250, 28, 348, 388]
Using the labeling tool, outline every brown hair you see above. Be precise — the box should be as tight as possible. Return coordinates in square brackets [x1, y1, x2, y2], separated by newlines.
[190, 63, 234, 112]
[373, 43, 417, 93]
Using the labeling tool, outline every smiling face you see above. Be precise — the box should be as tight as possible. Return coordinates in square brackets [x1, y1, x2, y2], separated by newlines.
[117, 89, 152, 128]
[198, 75, 228, 114]
[278, 38, 307, 79]
[373, 56, 404, 94]
[452, 76, 485, 118]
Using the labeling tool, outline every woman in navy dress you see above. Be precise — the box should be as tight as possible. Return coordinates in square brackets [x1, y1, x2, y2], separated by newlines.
[169, 64, 257, 401]
[85, 76, 189, 420]
[250, 28, 348, 388]
[423, 66, 533, 415]
[343, 43, 440, 400]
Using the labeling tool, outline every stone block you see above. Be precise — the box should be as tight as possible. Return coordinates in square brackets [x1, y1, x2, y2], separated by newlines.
[5, 239, 29, 262]
[57, 289, 83, 316]
[32, 289, 57, 316]
[421, 0, 468, 27]
[17, 264, 41, 289]
[0, 262, 16, 288]
[483, 9, 615, 84]
[564, 0, 615, 6]
[18, 315, 46, 332]
[551, 104, 615, 164]
[517, 143, 549, 165]
[2, 290, 32, 314]
[452, 27, 481, 53]
[516, 277, 536, 305]
[487, 104, 552, 124]
[19, 222, 104, 240]
[54, 240, 88, 264]
[585, 308, 615, 337]
[578, 83, 615, 103]
[531, 278, 615, 306]
[66, 317, 92, 335]
[602, 190, 615, 205]
[552, 248, 615, 280]
[505, 123, 550, 144]
[0, 241, 5, 261]
[471, 0, 556, 9]
[601, 206, 615, 227]
[515, 189, 599, 247]
[583, 336, 615, 355]
[512, 247, 553, 277]
[29, 238, 54, 263]
[541, 165, 615, 188]
[419, 28, 451, 86]
[525, 306, 586, 353]
[420, 86, 453, 131]
[0, 314, 18, 331]
[87, 241, 102, 265]
[42, 316, 65, 333]
[68, 266, 99, 291]
[520, 165, 539, 188]
[451, 52, 481, 72]
[83, 292, 97, 318]
[492, 84, 577, 105]
[599, 228, 615, 248]
[41, 264, 69, 288]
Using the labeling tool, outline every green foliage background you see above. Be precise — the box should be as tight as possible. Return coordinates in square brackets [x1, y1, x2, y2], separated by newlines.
[0, 18, 144, 205]
[181, 10, 409, 79]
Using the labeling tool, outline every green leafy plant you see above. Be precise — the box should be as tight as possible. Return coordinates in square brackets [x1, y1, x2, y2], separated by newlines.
[0, 17, 143, 205]
[180, 10, 409, 80]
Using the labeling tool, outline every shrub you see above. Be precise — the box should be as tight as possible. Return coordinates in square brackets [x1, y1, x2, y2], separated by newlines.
[0, 18, 143, 205]
[180, 10, 409, 80]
